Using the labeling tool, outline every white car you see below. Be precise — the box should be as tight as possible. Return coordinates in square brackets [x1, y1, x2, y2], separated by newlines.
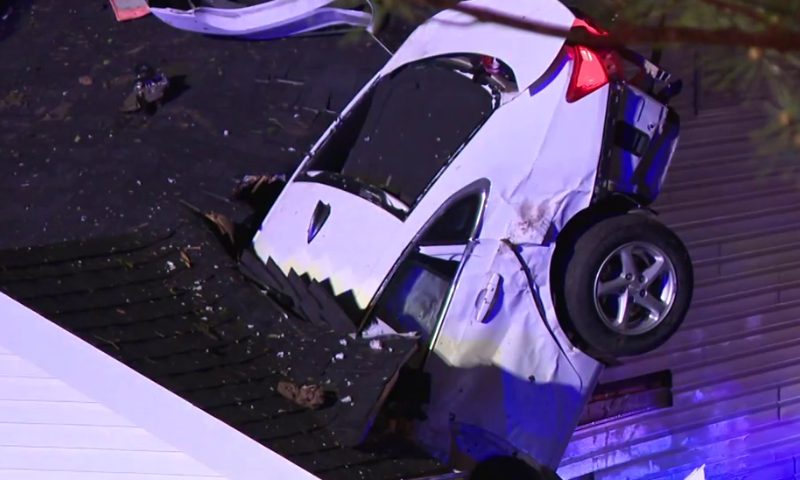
[242, 0, 693, 471]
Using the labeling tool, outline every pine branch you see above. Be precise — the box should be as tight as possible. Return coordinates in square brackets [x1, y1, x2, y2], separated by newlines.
[691, 0, 772, 25]
[410, 0, 800, 51]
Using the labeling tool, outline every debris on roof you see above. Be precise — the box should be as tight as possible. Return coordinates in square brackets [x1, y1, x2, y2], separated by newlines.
[0, 215, 449, 479]
[109, 0, 151, 22]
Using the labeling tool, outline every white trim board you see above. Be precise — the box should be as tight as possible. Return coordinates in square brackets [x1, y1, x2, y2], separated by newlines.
[0, 293, 319, 480]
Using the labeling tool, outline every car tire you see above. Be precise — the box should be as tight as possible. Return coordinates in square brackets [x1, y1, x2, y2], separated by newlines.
[559, 213, 693, 358]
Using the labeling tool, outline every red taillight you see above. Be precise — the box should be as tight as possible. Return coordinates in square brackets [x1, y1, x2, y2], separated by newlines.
[566, 46, 608, 103]
[566, 17, 623, 103]
[481, 55, 500, 75]
[572, 18, 607, 36]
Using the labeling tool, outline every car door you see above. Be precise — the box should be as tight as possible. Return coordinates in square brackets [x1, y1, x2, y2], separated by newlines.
[418, 238, 586, 469]
[366, 182, 489, 351]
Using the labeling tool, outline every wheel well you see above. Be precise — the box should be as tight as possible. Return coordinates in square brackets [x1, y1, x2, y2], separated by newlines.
[551, 195, 643, 278]
[549, 195, 646, 363]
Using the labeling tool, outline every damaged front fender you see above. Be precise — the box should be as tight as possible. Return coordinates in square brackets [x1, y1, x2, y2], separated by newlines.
[148, 0, 373, 39]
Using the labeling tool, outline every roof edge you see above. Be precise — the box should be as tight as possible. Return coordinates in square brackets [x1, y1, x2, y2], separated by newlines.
[0, 293, 319, 480]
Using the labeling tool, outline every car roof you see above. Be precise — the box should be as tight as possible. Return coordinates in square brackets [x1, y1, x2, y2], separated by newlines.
[380, 0, 576, 91]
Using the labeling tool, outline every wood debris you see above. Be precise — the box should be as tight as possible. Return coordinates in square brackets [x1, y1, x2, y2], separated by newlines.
[204, 211, 236, 245]
[277, 380, 326, 409]
[180, 250, 192, 268]
[233, 174, 286, 198]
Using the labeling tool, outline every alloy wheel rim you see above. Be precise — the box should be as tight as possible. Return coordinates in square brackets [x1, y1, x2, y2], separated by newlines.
[593, 242, 677, 336]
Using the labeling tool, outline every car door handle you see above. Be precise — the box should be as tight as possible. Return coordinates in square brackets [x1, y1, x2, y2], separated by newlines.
[476, 273, 502, 324]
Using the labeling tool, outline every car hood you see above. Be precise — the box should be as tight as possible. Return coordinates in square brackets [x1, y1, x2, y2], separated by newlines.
[381, 0, 575, 91]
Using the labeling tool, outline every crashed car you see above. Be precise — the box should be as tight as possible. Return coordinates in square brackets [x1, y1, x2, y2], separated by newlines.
[147, 0, 374, 39]
[242, 0, 693, 470]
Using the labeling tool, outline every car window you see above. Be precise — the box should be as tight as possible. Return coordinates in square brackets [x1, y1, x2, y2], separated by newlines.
[372, 254, 458, 342]
[418, 193, 483, 246]
[302, 60, 495, 209]
[370, 190, 484, 341]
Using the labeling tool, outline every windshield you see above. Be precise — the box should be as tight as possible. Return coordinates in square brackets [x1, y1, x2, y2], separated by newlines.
[298, 58, 497, 215]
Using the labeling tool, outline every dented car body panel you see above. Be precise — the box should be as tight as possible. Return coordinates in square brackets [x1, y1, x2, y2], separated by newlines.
[148, 0, 372, 39]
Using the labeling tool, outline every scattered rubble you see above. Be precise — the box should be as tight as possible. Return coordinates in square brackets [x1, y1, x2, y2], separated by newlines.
[121, 63, 170, 114]
[277, 380, 326, 409]
[233, 174, 287, 199]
